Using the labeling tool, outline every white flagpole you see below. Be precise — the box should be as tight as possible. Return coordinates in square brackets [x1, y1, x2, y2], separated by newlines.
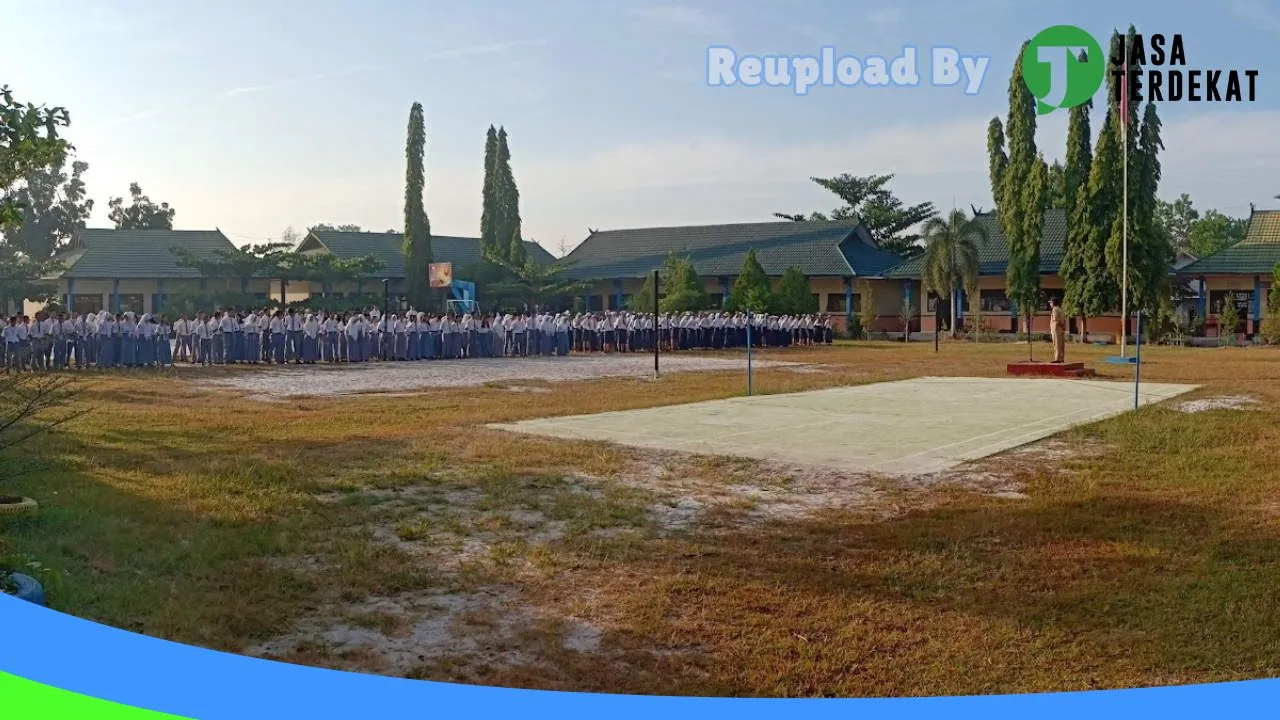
[1120, 62, 1129, 357]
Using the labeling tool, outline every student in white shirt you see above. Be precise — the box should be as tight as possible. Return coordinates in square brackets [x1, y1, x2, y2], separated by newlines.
[302, 313, 320, 364]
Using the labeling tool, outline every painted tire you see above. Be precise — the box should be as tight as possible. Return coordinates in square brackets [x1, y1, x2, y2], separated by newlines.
[0, 497, 38, 516]
[4, 573, 46, 606]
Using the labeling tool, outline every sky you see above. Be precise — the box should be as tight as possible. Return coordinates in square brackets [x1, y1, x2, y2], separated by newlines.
[5, 0, 1280, 256]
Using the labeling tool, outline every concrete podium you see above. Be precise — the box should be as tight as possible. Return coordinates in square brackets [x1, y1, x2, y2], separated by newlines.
[1006, 361, 1096, 378]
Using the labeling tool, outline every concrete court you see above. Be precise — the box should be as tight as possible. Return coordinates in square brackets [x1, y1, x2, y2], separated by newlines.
[490, 377, 1200, 476]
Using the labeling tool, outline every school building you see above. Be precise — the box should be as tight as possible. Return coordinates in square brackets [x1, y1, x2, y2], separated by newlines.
[559, 219, 906, 330]
[290, 229, 556, 302]
[42, 228, 279, 315]
[1175, 209, 1278, 337]
[876, 208, 1132, 336]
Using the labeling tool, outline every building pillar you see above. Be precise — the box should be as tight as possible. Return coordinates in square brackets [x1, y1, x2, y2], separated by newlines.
[66, 278, 75, 311]
[156, 278, 165, 312]
[1198, 277, 1208, 327]
[721, 277, 731, 307]
[613, 278, 623, 311]
[112, 279, 121, 313]
[956, 288, 965, 322]
[903, 280, 914, 335]
[844, 277, 854, 318]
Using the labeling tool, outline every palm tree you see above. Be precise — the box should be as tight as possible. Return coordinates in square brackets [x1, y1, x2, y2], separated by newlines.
[921, 209, 986, 339]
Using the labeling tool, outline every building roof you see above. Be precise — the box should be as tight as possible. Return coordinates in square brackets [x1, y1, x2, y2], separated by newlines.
[559, 220, 902, 280]
[1177, 210, 1280, 276]
[882, 209, 1068, 279]
[296, 231, 556, 277]
[48, 228, 236, 279]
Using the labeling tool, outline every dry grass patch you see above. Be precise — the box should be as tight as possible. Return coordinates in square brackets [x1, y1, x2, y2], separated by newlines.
[3, 342, 1280, 695]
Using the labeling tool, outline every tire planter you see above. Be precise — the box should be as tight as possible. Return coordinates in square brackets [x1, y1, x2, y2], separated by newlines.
[0, 496, 38, 516]
[3, 573, 47, 606]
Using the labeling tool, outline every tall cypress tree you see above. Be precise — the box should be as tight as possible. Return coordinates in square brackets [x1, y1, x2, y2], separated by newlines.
[998, 41, 1044, 345]
[402, 102, 432, 308]
[987, 118, 1008, 197]
[494, 128, 526, 266]
[1131, 100, 1168, 315]
[480, 125, 499, 257]
[1076, 101, 1122, 333]
[1059, 76, 1095, 338]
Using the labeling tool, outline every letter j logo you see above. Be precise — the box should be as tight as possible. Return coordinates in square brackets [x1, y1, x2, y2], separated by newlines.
[1022, 25, 1105, 114]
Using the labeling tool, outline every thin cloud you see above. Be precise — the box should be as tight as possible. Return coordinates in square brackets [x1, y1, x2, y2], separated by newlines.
[627, 4, 729, 36]
[424, 39, 548, 60]
[98, 110, 162, 129]
[221, 84, 276, 97]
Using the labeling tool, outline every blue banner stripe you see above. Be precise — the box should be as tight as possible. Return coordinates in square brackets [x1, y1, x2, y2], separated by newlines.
[2, 594, 1278, 719]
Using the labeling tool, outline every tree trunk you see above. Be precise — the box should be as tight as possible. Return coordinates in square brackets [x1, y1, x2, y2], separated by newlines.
[949, 286, 958, 339]
[1078, 315, 1088, 343]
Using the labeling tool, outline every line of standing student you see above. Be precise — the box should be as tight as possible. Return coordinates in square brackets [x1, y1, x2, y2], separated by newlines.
[5, 307, 835, 371]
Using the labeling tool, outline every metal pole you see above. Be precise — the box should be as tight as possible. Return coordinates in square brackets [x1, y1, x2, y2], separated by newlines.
[747, 310, 753, 396]
[1120, 64, 1129, 358]
[652, 269, 659, 379]
[1134, 311, 1142, 410]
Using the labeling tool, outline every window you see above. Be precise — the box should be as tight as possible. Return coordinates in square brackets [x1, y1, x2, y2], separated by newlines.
[1210, 290, 1252, 315]
[926, 292, 948, 314]
[585, 295, 604, 311]
[72, 294, 103, 314]
[810, 293, 820, 310]
[826, 294, 846, 313]
[708, 293, 723, 308]
[980, 290, 1011, 313]
[852, 294, 862, 313]
[615, 294, 632, 310]
[118, 294, 144, 314]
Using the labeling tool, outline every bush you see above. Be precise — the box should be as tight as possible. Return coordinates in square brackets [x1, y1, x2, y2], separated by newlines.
[1218, 302, 1241, 346]
[844, 313, 863, 340]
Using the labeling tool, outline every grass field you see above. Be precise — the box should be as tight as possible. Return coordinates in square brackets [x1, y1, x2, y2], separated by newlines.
[3, 341, 1280, 697]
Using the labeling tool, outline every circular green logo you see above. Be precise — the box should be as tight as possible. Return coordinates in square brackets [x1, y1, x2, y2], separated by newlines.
[1022, 25, 1105, 114]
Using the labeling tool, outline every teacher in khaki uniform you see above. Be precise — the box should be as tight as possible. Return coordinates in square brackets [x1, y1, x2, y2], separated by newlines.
[1049, 297, 1067, 364]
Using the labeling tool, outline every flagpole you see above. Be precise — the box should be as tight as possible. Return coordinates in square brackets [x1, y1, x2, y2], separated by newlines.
[1120, 62, 1129, 357]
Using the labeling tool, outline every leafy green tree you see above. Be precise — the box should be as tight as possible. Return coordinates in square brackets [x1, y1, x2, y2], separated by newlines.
[629, 272, 657, 314]
[171, 242, 293, 293]
[107, 182, 174, 229]
[858, 279, 877, 335]
[772, 267, 815, 315]
[402, 102, 433, 309]
[726, 249, 772, 312]
[1059, 88, 1096, 339]
[480, 125, 500, 256]
[1156, 193, 1198, 255]
[987, 119, 1007, 197]
[1067, 84, 1122, 341]
[0, 244, 59, 314]
[993, 40, 1046, 353]
[1129, 99, 1171, 316]
[1261, 264, 1280, 345]
[480, 253, 592, 313]
[658, 253, 708, 313]
[1046, 161, 1068, 210]
[294, 252, 384, 296]
[774, 173, 937, 256]
[1, 85, 71, 313]
[1218, 297, 1241, 346]
[1, 85, 70, 227]
[489, 127, 527, 266]
[1, 156, 93, 259]
[1187, 210, 1247, 258]
[921, 209, 985, 338]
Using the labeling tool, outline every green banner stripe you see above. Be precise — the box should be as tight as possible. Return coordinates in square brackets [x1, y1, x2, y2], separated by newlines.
[0, 671, 193, 719]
